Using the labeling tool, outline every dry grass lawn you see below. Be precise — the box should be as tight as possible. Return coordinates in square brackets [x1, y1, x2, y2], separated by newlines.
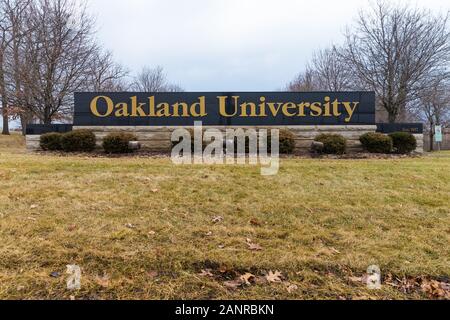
[0, 133, 449, 300]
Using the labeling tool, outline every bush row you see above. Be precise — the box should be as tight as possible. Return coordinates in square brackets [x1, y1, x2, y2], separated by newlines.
[360, 132, 417, 154]
[40, 130, 96, 152]
[40, 130, 137, 153]
[41, 129, 417, 155]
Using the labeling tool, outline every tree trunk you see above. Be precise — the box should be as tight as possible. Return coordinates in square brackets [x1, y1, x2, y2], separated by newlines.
[388, 112, 397, 124]
[43, 113, 52, 125]
[429, 130, 434, 152]
[20, 112, 31, 136]
[21, 117, 26, 135]
[2, 104, 9, 135]
[0, 52, 9, 135]
[429, 121, 435, 152]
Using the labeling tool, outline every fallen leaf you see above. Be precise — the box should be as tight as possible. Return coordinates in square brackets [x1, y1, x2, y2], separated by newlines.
[254, 276, 268, 285]
[349, 276, 363, 283]
[247, 242, 263, 251]
[441, 282, 450, 291]
[147, 270, 158, 278]
[240, 273, 256, 285]
[223, 279, 242, 290]
[245, 238, 263, 251]
[95, 274, 110, 288]
[198, 269, 214, 277]
[250, 218, 262, 226]
[266, 270, 283, 283]
[421, 279, 449, 298]
[285, 283, 298, 293]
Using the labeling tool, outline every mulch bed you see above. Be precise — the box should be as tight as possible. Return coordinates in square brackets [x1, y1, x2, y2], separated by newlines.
[34, 150, 423, 160]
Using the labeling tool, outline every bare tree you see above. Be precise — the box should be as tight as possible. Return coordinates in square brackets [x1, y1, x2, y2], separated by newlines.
[165, 83, 184, 93]
[286, 66, 318, 92]
[85, 49, 129, 92]
[342, 1, 450, 123]
[311, 46, 354, 91]
[132, 66, 183, 92]
[132, 66, 167, 92]
[412, 77, 450, 150]
[17, 0, 98, 124]
[0, 0, 30, 134]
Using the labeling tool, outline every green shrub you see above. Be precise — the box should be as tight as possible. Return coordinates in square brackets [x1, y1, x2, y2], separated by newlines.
[61, 130, 96, 152]
[389, 132, 417, 154]
[360, 132, 393, 153]
[103, 132, 137, 154]
[314, 133, 347, 155]
[39, 132, 63, 151]
[267, 129, 296, 154]
[229, 129, 296, 154]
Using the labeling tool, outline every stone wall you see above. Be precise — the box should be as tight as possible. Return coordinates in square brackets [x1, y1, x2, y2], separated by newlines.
[78, 125, 378, 154]
[26, 125, 424, 154]
[412, 134, 424, 154]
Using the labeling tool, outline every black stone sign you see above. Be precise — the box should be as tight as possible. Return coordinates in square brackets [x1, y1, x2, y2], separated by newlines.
[74, 92, 376, 126]
[26, 124, 73, 135]
[376, 123, 423, 134]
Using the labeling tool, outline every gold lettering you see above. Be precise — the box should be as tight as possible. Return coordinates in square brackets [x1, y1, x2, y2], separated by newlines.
[258, 97, 267, 116]
[130, 96, 147, 117]
[90, 95, 114, 117]
[342, 102, 359, 122]
[191, 96, 207, 117]
[310, 102, 322, 117]
[323, 96, 332, 116]
[156, 103, 171, 117]
[218, 96, 238, 117]
[240, 102, 257, 117]
[282, 102, 297, 117]
[115, 102, 129, 117]
[267, 102, 284, 117]
[332, 99, 341, 116]
[148, 96, 156, 116]
[297, 102, 310, 116]
[172, 102, 189, 117]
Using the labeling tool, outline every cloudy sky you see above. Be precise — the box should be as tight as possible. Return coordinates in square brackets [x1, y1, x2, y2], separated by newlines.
[90, 0, 448, 91]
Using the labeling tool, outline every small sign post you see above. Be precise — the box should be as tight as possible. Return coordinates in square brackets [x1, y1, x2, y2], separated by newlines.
[435, 125, 443, 152]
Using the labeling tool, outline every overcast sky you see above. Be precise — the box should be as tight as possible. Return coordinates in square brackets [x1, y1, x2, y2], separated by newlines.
[88, 0, 449, 91]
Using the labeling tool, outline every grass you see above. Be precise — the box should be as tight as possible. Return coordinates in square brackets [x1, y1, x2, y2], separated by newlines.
[0, 133, 449, 300]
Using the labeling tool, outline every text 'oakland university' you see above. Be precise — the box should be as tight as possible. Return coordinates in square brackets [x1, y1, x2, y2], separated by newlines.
[90, 95, 360, 122]
[74, 92, 375, 126]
